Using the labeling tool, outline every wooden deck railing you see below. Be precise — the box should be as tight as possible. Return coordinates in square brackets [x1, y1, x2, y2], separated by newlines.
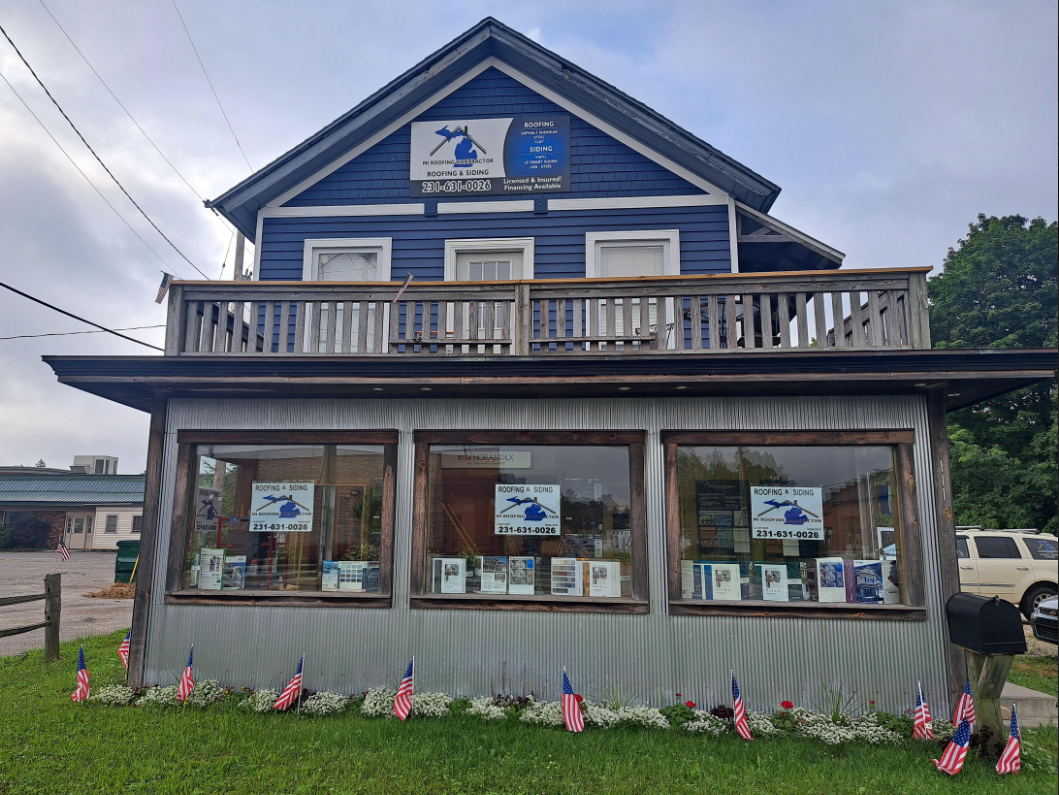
[165, 267, 931, 356]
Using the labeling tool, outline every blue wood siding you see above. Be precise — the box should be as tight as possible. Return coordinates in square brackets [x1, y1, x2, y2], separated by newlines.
[283, 68, 705, 207]
[260, 205, 730, 281]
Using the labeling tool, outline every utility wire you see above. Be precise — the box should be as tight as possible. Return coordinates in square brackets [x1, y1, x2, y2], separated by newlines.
[0, 282, 164, 351]
[0, 324, 164, 341]
[218, 228, 235, 279]
[0, 68, 184, 278]
[171, 0, 253, 172]
[0, 22, 210, 279]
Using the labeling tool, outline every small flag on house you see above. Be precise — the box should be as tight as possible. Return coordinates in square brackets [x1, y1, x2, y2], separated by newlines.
[71, 645, 90, 702]
[155, 272, 175, 304]
[732, 674, 753, 741]
[391, 272, 415, 304]
[56, 539, 71, 561]
[561, 669, 584, 733]
[393, 659, 414, 721]
[913, 681, 934, 740]
[996, 704, 1021, 775]
[274, 655, 304, 711]
[952, 679, 976, 726]
[117, 630, 131, 670]
[933, 717, 971, 775]
[176, 646, 195, 701]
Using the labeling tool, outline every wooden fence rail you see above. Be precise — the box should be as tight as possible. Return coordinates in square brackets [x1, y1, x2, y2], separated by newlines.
[165, 267, 931, 357]
[0, 573, 61, 661]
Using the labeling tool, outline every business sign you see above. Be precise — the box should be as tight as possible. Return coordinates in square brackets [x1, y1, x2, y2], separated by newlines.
[249, 482, 314, 533]
[194, 487, 222, 533]
[440, 450, 532, 469]
[494, 484, 560, 535]
[750, 486, 825, 540]
[410, 115, 570, 197]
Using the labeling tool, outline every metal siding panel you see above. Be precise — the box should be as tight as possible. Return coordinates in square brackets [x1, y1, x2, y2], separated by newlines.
[152, 396, 947, 713]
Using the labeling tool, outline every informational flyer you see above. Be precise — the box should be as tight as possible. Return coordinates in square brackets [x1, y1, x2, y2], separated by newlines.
[750, 486, 825, 540]
[853, 560, 884, 604]
[477, 556, 509, 595]
[816, 557, 847, 603]
[710, 563, 742, 601]
[433, 557, 466, 594]
[758, 563, 789, 602]
[250, 482, 314, 533]
[223, 555, 246, 590]
[198, 548, 224, 590]
[508, 556, 535, 595]
[194, 487, 222, 534]
[589, 561, 621, 598]
[550, 557, 583, 596]
[494, 484, 560, 535]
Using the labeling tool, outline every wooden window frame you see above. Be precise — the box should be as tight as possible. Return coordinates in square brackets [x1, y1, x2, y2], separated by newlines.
[411, 430, 649, 614]
[165, 429, 398, 608]
[662, 429, 926, 621]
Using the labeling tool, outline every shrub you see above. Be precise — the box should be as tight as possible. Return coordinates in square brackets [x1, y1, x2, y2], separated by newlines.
[659, 703, 696, 726]
[519, 700, 565, 727]
[301, 691, 350, 716]
[683, 711, 730, 735]
[0, 526, 14, 549]
[240, 689, 281, 713]
[91, 685, 135, 706]
[360, 687, 396, 718]
[466, 697, 507, 721]
[411, 692, 453, 718]
[11, 517, 52, 549]
[184, 680, 225, 708]
[137, 686, 179, 707]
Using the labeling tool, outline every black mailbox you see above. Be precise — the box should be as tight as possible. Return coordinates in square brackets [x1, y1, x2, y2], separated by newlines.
[946, 593, 1027, 655]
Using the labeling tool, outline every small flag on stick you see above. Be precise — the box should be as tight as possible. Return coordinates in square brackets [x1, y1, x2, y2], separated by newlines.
[274, 655, 304, 711]
[732, 673, 753, 740]
[56, 539, 71, 561]
[952, 679, 976, 726]
[391, 272, 415, 304]
[155, 272, 174, 304]
[117, 630, 131, 670]
[933, 718, 971, 775]
[393, 659, 414, 721]
[996, 704, 1021, 775]
[176, 646, 195, 701]
[913, 681, 934, 740]
[561, 669, 584, 733]
[71, 646, 90, 702]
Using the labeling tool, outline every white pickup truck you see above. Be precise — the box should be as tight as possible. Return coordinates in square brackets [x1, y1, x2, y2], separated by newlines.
[955, 529, 1058, 619]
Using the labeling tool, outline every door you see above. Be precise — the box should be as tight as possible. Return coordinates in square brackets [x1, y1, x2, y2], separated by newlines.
[454, 252, 524, 340]
[65, 514, 93, 550]
[956, 535, 978, 593]
[972, 535, 1029, 606]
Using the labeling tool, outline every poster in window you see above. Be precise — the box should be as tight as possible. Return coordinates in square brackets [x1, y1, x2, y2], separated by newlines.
[710, 562, 742, 601]
[494, 484, 560, 535]
[550, 557, 583, 596]
[589, 561, 622, 598]
[853, 560, 884, 604]
[508, 556, 536, 595]
[816, 557, 846, 602]
[758, 563, 789, 602]
[750, 486, 825, 540]
[223, 555, 246, 590]
[198, 548, 224, 590]
[194, 487, 222, 534]
[250, 482, 314, 533]
[432, 557, 467, 594]
[476, 556, 509, 594]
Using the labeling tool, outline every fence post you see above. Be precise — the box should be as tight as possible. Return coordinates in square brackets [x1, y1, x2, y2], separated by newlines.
[515, 283, 531, 356]
[43, 573, 61, 662]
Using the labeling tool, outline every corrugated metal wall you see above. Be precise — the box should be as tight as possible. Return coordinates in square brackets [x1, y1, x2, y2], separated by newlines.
[145, 396, 950, 713]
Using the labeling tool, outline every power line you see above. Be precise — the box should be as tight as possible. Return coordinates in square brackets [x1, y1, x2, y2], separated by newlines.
[0, 324, 164, 341]
[218, 227, 235, 279]
[171, 0, 254, 173]
[0, 67, 184, 278]
[0, 281, 164, 351]
[0, 21, 211, 279]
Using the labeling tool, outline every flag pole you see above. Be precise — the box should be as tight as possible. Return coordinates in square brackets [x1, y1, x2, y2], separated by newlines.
[297, 654, 304, 714]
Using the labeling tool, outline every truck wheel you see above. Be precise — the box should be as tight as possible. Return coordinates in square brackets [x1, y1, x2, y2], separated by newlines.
[1022, 584, 1057, 620]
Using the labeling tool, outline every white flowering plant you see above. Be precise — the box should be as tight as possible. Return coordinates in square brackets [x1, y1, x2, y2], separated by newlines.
[240, 688, 281, 713]
[301, 691, 350, 716]
[184, 680, 225, 708]
[519, 699, 565, 727]
[91, 685, 136, 706]
[411, 692, 453, 718]
[360, 687, 397, 718]
[682, 711, 730, 736]
[137, 685, 179, 707]
[465, 697, 508, 721]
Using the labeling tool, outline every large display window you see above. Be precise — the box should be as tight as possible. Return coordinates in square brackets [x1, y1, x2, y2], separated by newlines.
[410, 431, 647, 612]
[168, 431, 396, 604]
[663, 431, 925, 618]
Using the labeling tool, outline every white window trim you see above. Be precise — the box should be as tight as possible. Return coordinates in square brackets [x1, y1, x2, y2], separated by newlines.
[301, 238, 393, 282]
[585, 230, 681, 278]
[444, 237, 535, 281]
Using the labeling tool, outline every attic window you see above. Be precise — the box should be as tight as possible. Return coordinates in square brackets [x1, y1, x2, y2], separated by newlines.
[302, 238, 392, 282]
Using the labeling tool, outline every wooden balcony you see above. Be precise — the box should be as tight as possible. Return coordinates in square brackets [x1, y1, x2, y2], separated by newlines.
[164, 267, 931, 357]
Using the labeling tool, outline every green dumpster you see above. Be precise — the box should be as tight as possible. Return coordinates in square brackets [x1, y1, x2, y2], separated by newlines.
[115, 539, 141, 584]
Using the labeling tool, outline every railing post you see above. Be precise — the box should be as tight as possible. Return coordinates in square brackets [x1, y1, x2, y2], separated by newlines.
[515, 283, 531, 356]
[164, 284, 186, 355]
[907, 271, 932, 349]
[43, 573, 60, 662]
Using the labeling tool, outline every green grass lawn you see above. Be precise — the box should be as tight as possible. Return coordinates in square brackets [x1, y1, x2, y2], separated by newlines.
[1, 630, 1056, 795]
[1007, 654, 1059, 697]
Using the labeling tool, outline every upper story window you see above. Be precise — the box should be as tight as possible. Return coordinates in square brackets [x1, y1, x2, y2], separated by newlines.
[585, 230, 680, 278]
[302, 238, 392, 282]
[445, 238, 534, 281]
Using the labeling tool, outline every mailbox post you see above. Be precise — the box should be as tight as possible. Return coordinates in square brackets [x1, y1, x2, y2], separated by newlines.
[945, 593, 1027, 738]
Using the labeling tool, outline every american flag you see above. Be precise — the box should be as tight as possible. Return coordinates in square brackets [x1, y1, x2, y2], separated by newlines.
[561, 669, 584, 733]
[71, 645, 90, 702]
[913, 681, 934, 740]
[996, 704, 1021, 775]
[117, 630, 131, 670]
[393, 659, 414, 721]
[933, 717, 971, 775]
[952, 679, 976, 726]
[176, 646, 195, 701]
[732, 674, 753, 741]
[155, 272, 174, 304]
[274, 655, 304, 711]
[56, 539, 71, 561]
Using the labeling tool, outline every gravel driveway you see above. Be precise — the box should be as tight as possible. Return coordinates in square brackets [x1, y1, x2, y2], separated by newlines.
[0, 551, 133, 657]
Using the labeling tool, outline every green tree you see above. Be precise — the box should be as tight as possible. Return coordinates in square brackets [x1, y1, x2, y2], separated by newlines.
[929, 214, 1058, 532]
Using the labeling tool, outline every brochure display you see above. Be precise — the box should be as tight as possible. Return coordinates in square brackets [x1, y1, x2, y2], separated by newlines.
[758, 563, 789, 602]
[710, 562, 742, 601]
[589, 561, 621, 598]
[476, 556, 509, 594]
[853, 560, 884, 604]
[507, 557, 535, 595]
[432, 557, 467, 594]
[550, 558, 583, 596]
[881, 558, 901, 604]
[223, 556, 246, 590]
[816, 558, 847, 603]
[198, 548, 225, 590]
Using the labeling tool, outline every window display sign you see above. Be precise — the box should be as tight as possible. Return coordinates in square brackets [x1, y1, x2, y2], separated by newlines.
[194, 487, 221, 533]
[250, 482, 314, 533]
[750, 486, 824, 540]
[440, 450, 531, 469]
[410, 115, 570, 197]
[494, 484, 560, 535]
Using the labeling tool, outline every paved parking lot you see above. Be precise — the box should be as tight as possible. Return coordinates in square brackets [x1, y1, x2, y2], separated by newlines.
[0, 551, 133, 657]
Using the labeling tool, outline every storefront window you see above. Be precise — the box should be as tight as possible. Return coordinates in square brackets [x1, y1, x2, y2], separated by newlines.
[668, 436, 912, 608]
[179, 440, 393, 594]
[413, 432, 647, 607]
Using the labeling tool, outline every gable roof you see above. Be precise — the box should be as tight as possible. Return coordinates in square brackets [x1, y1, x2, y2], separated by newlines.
[206, 17, 781, 238]
[0, 474, 145, 506]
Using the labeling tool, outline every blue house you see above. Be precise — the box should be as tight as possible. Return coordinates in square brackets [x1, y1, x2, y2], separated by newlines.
[46, 19, 1054, 714]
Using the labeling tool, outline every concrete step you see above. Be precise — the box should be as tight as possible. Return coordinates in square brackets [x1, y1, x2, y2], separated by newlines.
[1000, 682, 1058, 728]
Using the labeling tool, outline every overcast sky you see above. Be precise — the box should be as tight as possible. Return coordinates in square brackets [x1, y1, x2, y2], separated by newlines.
[1, 0, 1056, 473]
